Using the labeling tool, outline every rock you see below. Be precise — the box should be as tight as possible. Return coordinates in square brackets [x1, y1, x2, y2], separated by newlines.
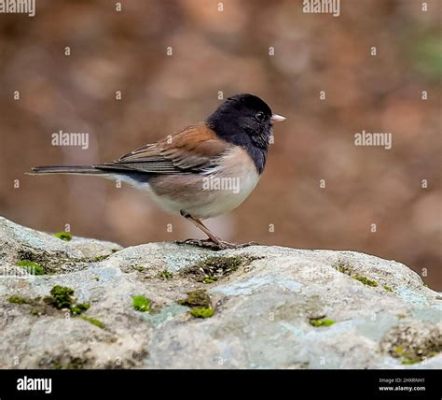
[0, 216, 440, 369]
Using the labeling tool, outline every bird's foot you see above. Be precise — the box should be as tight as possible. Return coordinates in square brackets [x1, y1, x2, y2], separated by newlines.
[175, 239, 260, 250]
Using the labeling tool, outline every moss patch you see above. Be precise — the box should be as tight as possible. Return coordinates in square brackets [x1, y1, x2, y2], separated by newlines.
[92, 255, 109, 262]
[80, 315, 106, 329]
[16, 260, 45, 275]
[158, 270, 173, 280]
[335, 262, 352, 275]
[381, 323, 442, 365]
[53, 231, 72, 241]
[8, 286, 91, 318]
[8, 295, 34, 305]
[178, 289, 215, 318]
[354, 275, 378, 287]
[391, 345, 438, 365]
[16, 249, 113, 275]
[132, 295, 152, 312]
[8, 294, 49, 316]
[45, 285, 75, 309]
[190, 307, 214, 318]
[182, 255, 258, 283]
[40, 354, 89, 369]
[70, 303, 91, 315]
[178, 289, 211, 308]
[44, 286, 90, 315]
[393, 346, 421, 365]
[383, 284, 394, 293]
[334, 261, 378, 287]
[309, 317, 335, 328]
[7, 292, 54, 316]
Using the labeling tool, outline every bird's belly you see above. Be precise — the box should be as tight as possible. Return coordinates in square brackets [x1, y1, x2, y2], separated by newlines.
[146, 147, 260, 219]
[186, 169, 260, 218]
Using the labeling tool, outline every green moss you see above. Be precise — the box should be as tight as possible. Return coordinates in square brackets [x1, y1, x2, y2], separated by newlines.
[80, 315, 106, 329]
[178, 290, 215, 318]
[16, 260, 45, 275]
[67, 358, 89, 369]
[178, 289, 211, 308]
[45, 285, 74, 309]
[183, 256, 255, 283]
[158, 270, 173, 280]
[190, 307, 214, 318]
[400, 357, 420, 365]
[334, 261, 378, 288]
[391, 345, 440, 365]
[93, 255, 109, 262]
[30, 307, 45, 316]
[393, 346, 421, 365]
[70, 303, 91, 315]
[9, 287, 92, 318]
[8, 295, 32, 305]
[132, 265, 145, 272]
[335, 261, 352, 275]
[16, 249, 90, 274]
[383, 285, 393, 292]
[44, 286, 94, 316]
[309, 317, 335, 328]
[44, 356, 88, 369]
[200, 256, 244, 270]
[43, 352, 89, 369]
[53, 231, 72, 241]
[8, 295, 46, 314]
[354, 275, 378, 287]
[132, 295, 152, 312]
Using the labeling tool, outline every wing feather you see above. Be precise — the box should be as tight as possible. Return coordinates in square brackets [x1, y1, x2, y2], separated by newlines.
[96, 124, 230, 175]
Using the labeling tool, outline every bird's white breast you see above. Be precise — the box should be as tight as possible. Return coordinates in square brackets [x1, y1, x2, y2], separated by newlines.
[144, 146, 261, 220]
[194, 146, 260, 218]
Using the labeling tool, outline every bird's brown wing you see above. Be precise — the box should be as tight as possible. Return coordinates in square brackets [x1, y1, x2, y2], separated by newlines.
[96, 124, 230, 175]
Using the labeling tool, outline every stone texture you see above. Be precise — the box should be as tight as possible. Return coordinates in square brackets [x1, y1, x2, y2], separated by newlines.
[0, 216, 440, 369]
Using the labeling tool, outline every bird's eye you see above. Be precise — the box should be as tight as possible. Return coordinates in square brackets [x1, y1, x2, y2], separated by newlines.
[255, 111, 265, 121]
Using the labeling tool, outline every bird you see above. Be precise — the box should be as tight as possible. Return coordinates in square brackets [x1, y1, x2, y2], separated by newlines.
[30, 93, 286, 249]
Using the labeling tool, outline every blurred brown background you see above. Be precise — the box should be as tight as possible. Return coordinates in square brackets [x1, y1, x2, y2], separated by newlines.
[0, 0, 440, 289]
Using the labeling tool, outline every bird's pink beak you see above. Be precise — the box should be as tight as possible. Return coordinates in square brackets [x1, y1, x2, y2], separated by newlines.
[271, 114, 286, 122]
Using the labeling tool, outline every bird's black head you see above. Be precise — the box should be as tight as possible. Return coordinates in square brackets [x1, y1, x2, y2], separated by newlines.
[207, 94, 274, 149]
[207, 93, 284, 173]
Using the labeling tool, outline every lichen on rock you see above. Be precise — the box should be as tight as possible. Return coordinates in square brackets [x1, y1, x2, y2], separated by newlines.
[380, 321, 442, 365]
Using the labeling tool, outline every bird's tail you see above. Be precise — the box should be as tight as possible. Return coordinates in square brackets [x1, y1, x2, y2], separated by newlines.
[28, 165, 105, 175]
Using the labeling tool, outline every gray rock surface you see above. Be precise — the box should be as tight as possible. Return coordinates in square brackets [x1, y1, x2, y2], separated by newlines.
[0, 216, 440, 369]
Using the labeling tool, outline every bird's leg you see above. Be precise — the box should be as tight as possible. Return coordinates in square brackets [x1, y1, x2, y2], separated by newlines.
[177, 211, 258, 250]
[186, 217, 222, 244]
[179, 211, 224, 248]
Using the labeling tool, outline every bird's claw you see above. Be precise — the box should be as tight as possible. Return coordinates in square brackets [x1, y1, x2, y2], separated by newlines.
[175, 239, 260, 250]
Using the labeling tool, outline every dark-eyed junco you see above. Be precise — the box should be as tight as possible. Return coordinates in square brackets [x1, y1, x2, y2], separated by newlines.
[31, 93, 286, 249]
